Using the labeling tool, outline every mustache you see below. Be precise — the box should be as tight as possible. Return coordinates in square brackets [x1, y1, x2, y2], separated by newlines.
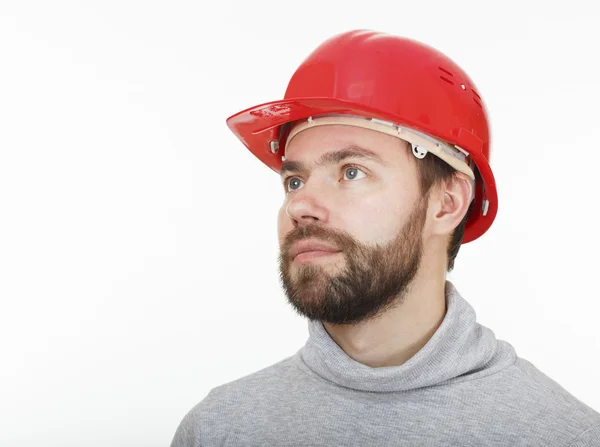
[280, 224, 357, 256]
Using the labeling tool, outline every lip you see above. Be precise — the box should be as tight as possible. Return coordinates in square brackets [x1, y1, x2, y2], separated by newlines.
[289, 239, 341, 261]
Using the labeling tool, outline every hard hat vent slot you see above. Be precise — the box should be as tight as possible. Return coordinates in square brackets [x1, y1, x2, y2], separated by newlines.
[438, 66, 455, 87]
[440, 76, 454, 86]
[438, 66, 454, 77]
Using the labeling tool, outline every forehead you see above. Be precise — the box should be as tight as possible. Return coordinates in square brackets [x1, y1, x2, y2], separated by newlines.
[283, 124, 411, 167]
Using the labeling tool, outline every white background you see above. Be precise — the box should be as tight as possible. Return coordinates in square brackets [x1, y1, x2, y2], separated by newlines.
[1, 1, 599, 446]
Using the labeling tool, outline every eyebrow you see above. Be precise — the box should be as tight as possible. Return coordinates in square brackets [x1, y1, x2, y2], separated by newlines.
[279, 145, 387, 177]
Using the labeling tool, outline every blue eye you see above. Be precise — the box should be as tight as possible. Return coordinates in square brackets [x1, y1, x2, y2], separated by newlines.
[286, 177, 304, 192]
[284, 166, 366, 193]
[343, 166, 366, 181]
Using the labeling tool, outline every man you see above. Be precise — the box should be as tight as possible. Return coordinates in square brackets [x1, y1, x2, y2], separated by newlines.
[171, 30, 600, 446]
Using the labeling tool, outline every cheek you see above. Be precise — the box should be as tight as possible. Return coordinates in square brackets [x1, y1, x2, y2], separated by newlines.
[336, 196, 405, 245]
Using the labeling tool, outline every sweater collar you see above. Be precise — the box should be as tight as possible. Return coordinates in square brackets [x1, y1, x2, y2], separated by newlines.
[297, 281, 516, 392]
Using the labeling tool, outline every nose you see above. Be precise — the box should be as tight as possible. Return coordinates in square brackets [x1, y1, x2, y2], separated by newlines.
[285, 187, 330, 226]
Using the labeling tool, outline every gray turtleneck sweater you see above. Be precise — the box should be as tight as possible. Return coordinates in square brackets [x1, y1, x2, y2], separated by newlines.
[171, 282, 600, 446]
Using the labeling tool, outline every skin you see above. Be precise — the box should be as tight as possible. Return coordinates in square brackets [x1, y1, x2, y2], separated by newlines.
[277, 124, 472, 368]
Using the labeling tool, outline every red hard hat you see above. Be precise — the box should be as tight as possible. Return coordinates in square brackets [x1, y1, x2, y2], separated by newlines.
[226, 29, 497, 243]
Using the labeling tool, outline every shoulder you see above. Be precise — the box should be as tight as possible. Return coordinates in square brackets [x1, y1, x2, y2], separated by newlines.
[170, 355, 297, 447]
[207, 353, 299, 402]
[511, 357, 598, 416]
[510, 357, 600, 445]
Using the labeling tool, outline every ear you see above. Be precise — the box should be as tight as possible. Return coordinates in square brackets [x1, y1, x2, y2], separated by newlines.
[429, 174, 473, 238]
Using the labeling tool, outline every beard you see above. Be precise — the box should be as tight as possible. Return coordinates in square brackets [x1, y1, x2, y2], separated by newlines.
[278, 197, 427, 325]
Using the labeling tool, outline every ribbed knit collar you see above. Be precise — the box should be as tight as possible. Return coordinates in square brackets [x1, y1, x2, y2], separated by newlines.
[296, 281, 516, 393]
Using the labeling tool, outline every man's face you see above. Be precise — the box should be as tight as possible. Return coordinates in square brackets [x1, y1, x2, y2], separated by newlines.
[277, 124, 429, 325]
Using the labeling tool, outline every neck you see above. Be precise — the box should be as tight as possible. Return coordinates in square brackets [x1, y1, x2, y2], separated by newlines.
[322, 251, 447, 368]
